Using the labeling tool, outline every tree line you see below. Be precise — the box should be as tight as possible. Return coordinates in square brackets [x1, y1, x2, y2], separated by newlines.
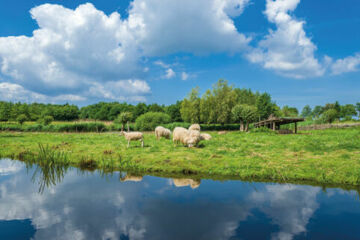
[0, 79, 359, 126]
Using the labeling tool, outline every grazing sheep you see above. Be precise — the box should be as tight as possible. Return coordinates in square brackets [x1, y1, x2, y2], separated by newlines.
[155, 126, 171, 139]
[173, 127, 202, 147]
[189, 124, 201, 131]
[200, 133, 212, 141]
[120, 175, 143, 182]
[173, 127, 188, 144]
[218, 131, 227, 135]
[184, 130, 201, 147]
[121, 131, 144, 148]
[172, 178, 201, 189]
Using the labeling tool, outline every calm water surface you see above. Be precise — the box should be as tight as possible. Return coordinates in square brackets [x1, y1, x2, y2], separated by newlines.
[0, 158, 359, 240]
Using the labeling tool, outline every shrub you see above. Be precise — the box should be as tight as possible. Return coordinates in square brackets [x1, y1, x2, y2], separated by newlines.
[38, 115, 54, 125]
[135, 112, 171, 131]
[16, 114, 28, 125]
[321, 109, 338, 123]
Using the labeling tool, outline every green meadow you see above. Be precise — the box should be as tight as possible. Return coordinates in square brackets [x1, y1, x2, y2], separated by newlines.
[1, 127, 360, 186]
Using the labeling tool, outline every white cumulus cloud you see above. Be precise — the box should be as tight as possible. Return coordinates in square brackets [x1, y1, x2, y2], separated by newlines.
[331, 53, 360, 75]
[0, 3, 146, 103]
[128, 0, 251, 56]
[247, 0, 324, 78]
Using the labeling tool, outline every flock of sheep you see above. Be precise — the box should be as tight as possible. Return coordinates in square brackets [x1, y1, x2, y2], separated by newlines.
[120, 124, 212, 148]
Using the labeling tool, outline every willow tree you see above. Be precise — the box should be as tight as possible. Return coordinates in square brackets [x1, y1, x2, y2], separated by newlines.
[115, 112, 133, 132]
[232, 104, 258, 132]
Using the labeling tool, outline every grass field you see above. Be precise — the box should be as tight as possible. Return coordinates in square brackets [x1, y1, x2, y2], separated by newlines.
[0, 127, 360, 186]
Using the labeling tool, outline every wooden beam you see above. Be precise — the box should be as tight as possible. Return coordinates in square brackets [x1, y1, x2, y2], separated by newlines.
[272, 122, 276, 131]
[295, 122, 297, 134]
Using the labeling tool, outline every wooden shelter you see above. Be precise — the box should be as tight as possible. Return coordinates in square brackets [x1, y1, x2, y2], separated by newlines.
[254, 115, 304, 133]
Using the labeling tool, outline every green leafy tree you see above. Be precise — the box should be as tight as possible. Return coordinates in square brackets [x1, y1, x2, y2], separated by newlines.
[212, 79, 237, 125]
[340, 104, 357, 120]
[16, 114, 28, 125]
[115, 112, 133, 132]
[232, 104, 258, 132]
[301, 105, 312, 118]
[281, 105, 299, 117]
[0, 101, 12, 121]
[312, 105, 324, 119]
[256, 93, 273, 120]
[200, 89, 216, 124]
[321, 109, 338, 123]
[180, 87, 200, 123]
[356, 102, 360, 117]
[165, 101, 182, 122]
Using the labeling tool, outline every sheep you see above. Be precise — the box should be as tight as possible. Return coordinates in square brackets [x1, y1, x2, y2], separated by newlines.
[188, 123, 201, 131]
[172, 178, 201, 189]
[121, 131, 144, 148]
[173, 127, 188, 144]
[173, 127, 201, 147]
[200, 133, 212, 141]
[184, 130, 201, 147]
[155, 126, 171, 139]
[218, 131, 227, 135]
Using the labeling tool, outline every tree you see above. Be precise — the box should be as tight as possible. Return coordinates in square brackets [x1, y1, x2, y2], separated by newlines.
[301, 105, 312, 118]
[148, 103, 164, 112]
[355, 102, 360, 118]
[165, 101, 182, 122]
[0, 101, 11, 121]
[115, 112, 133, 132]
[340, 104, 357, 120]
[200, 89, 216, 124]
[232, 104, 258, 132]
[256, 93, 273, 120]
[16, 114, 28, 125]
[134, 103, 148, 119]
[312, 105, 324, 119]
[212, 79, 237, 125]
[282, 105, 299, 117]
[321, 109, 338, 123]
[180, 87, 200, 123]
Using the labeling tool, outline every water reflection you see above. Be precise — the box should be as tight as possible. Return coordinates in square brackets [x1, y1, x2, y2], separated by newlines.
[0, 159, 360, 240]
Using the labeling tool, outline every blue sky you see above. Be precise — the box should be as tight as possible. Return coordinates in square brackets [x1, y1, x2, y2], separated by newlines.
[0, 0, 359, 110]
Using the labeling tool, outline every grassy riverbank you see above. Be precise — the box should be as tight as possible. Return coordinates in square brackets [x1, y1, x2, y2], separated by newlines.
[1, 127, 360, 186]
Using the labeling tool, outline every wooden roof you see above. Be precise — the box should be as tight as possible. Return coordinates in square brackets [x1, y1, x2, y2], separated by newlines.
[254, 116, 304, 127]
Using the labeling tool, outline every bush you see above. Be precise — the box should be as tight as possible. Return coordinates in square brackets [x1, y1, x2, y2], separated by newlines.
[135, 112, 171, 131]
[38, 116, 54, 125]
[16, 114, 28, 125]
[320, 109, 338, 123]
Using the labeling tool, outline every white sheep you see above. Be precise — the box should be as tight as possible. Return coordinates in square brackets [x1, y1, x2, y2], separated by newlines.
[155, 126, 171, 139]
[184, 130, 201, 147]
[173, 127, 201, 147]
[173, 127, 188, 144]
[121, 131, 144, 148]
[200, 133, 212, 141]
[188, 123, 201, 131]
